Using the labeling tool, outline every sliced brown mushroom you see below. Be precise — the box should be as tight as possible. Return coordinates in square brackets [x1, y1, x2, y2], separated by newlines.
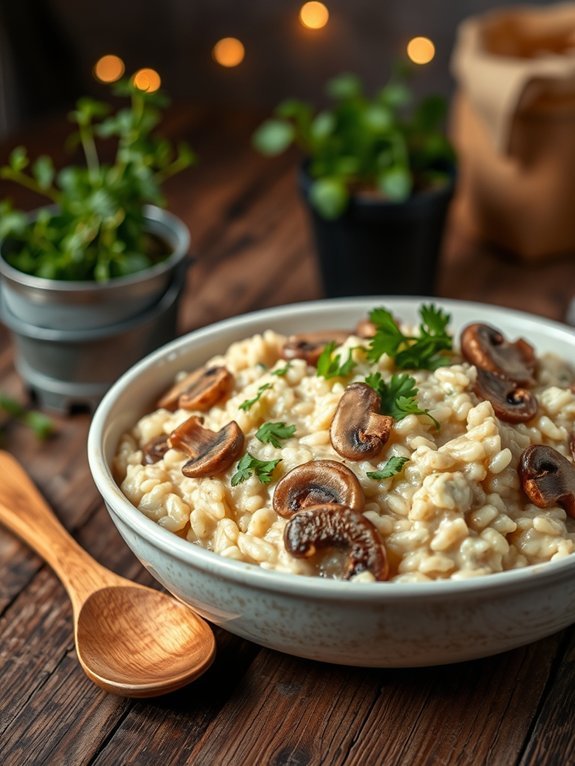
[519, 444, 575, 518]
[168, 416, 244, 477]
[273, 460, 364, 518]
[460, 323, 536, 386]
[281, 330, 350, 366]
[142, 434, 170, 464]
[284, 503, 388, 581]
[157, 365, 234, 412]
[330, 382, 393, 460]
[473, 368, 537, 423]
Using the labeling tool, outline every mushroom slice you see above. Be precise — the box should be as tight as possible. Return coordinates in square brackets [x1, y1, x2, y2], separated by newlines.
[330, 382, 393, 460]
[157, 365, 234, 412]
[281, 330, 350, 366]
[519, 444, 575, 518]
[284, 503, 388, 581]
[273, 460, 365, 518]
[168, 416, 244, 478]
[460, 322, 536, 386]
[473, 368, 537, 423]
[142, 434, 170, 464]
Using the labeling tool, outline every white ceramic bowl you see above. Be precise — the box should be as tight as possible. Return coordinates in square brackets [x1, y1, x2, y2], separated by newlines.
[88, 297, 575, 667]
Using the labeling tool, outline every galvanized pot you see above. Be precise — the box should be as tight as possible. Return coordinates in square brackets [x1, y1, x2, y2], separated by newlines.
[0, 205, 192, 412]
[0, 205, 191, 330]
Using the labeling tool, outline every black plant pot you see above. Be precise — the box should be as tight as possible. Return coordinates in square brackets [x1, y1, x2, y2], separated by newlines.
[299, 169, 454, 298]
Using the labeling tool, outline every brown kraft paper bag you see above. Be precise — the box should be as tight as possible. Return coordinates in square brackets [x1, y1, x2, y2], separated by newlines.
[450, 3, 575, 261]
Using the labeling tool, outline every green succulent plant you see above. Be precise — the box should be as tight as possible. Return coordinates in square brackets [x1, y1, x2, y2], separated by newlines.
[0, 80, 195, 281]
[252, 66, 454, 219]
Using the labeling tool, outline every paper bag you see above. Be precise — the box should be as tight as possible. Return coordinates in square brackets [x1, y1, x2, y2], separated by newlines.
[450, 3, 575, 261]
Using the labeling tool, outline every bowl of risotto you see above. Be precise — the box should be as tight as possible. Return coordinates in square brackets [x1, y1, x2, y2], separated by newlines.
[88, 297, 575, 667]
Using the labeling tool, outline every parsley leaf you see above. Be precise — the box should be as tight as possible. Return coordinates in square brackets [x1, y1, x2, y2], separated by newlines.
[231, 453, 282, 486]
[256, 421, 296, 448]
[366, 308, 405, 362]
[271, 362, 292, 377]
[366, 456, 409, 481]
[239, 383, 272, 412]
[365, 372, 439, 428]
[367, 303, 452, 370]
[316, 342, 356, 379]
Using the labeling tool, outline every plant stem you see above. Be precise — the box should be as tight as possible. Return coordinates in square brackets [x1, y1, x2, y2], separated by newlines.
[154, 157, 187, 185]
[1, 169, 59, 203]
[78, 121, 100, 181]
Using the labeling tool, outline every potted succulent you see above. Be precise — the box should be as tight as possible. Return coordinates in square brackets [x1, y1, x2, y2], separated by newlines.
[253, 66, 455, 298]
[0, 80, 195, 412]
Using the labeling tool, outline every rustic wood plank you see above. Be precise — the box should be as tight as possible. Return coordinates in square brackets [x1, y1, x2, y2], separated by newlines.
[149, 633, 561, 766]
[179, 166, 319, 333]
[518, 626, 575, 766]
[344, 636, 562, 766]
[89, 629, 260, 766]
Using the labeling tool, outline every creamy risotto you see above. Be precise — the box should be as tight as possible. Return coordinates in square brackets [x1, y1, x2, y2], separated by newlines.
[113, 309, 575, 583]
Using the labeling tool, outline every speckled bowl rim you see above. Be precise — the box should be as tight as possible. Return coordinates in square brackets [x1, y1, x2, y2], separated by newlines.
[88, 296, 575, 602]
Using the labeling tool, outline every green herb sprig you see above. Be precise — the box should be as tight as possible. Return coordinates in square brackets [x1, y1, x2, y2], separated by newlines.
[256, 421, 296, 448]
[367, 304, 452, 370]
[239, 383, 273, 412]
[366, 455, 409, 481]
[231, 453, 282, 486]
[365, 371, 439, 428]
[316, 342, 356, 379]
[271, 362, 292, 377]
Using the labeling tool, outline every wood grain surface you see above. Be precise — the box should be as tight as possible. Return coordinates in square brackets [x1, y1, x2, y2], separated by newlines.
[2, 105, 575, 766]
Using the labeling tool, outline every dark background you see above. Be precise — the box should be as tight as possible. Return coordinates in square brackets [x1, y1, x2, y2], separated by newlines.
[0, 0, 560, 138]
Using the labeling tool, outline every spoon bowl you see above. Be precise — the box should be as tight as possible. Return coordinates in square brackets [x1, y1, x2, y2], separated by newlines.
[0, 450, 216, 697]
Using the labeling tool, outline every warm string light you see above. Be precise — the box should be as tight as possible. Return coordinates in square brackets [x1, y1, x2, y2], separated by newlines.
[299, 2, 330, 30]
[95, 14, 438, 80]
[212, 37, 245, 67]
[92, 57, 162, 92]
[93, 54, 125, 83]
[132, 68, 162, 92]
[406, 36, 436, 65]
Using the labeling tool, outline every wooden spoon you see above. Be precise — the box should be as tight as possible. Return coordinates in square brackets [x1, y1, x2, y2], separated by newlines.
[0, 450, 216, 697]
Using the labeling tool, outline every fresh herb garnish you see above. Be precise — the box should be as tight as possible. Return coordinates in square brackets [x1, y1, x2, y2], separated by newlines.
[366, 456, 409, 481]
[367, 303, 452, 370]
[231, 453, 282, 486]
[271, 362, 292, 377]
[316, 342, 356, 379]
[239, 383, 272, 412]
[255, 421, 296, 448]
[365, 371, 439, 428]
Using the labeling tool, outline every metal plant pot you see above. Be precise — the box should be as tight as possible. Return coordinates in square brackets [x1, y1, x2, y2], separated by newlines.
[0, 205, 192, 412]
[0, 205, 191, 330]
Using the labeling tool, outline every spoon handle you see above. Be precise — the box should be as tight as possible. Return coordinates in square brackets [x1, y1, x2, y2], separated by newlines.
[0, 450, 120, 612]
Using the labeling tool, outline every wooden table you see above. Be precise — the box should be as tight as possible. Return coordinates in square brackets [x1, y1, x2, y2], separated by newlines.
[2, 106, 575, 766]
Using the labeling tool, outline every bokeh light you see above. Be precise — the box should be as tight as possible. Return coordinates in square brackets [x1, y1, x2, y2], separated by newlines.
[212, 37, 245, 68]
[299, 2, 330, 30]
[93, 54, 125, 83]
[131, 68, 162, 92]
[406, 36, 436, 65]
